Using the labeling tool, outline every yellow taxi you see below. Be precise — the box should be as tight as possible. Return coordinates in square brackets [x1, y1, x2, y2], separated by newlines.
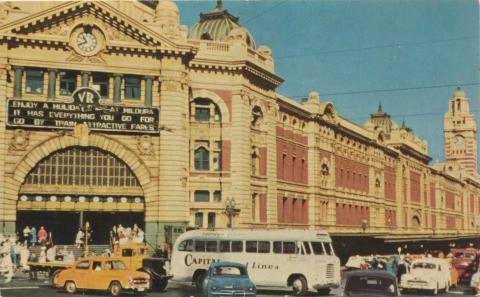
[53, 257, 150, 296]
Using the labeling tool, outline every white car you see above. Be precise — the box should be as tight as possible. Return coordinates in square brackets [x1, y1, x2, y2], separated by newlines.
[400, 258, 451, 295]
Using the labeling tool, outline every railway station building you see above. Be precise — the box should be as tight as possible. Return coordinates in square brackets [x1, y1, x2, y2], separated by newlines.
[0, 0, 478, 254]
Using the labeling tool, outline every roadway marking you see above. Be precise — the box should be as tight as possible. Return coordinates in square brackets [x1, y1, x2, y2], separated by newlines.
[0, 286, 39, 290]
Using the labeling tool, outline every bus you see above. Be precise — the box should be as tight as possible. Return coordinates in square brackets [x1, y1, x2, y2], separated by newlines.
[170, 229, 340, 296]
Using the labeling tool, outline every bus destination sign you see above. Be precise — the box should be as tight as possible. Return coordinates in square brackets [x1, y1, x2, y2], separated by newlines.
[7, 88, 159, 134]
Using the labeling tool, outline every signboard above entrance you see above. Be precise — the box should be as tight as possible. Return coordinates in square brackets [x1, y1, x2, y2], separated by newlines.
[7, 87, 159, 134]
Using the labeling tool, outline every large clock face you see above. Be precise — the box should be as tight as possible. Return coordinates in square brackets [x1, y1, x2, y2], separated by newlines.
[453, 135, 465, 150]
[76, 32, 98, 53]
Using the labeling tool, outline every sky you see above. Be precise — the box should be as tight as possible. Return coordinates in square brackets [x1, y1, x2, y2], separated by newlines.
[176, 0, 479, 167]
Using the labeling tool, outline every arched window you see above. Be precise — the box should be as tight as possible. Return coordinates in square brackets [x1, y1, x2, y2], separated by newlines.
[251, 106, 263, 128]
[194, 146, 210, 171]
[201, 33, 212, 40]
[321, 163, 329, 176]
[191, 98, 221, 122]
[412, 215, 421, 228]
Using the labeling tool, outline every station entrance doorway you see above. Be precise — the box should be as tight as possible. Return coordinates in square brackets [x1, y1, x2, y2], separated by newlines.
[16, 146, 145, 245]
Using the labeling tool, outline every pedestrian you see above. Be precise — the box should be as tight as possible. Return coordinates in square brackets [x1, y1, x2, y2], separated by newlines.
[38, 247, 46, 263]
[75, 228, 84, 248]
[30, 226, 37, 247]
[46, 245, 56, 262]
[64, 251, 75, 264]
[22, 226, 31, 247]
[162, 242, 170, 258]
[19, 243, 30, 271]
[37, 226, 47, 245]
[1, 248, 13, 283]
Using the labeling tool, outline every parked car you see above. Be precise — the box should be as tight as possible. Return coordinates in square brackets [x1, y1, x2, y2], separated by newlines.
[53, 257, 150, 296]
[399, 258, 450, 295]
[202, 262, 256, 297]
[451, 248, 480, 282]
[342, 270, 400, 296]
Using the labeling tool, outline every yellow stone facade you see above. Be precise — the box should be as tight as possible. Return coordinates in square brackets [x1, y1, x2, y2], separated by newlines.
[0, 1, 478, 247]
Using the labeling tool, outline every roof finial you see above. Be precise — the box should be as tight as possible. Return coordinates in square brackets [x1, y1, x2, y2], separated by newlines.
[216, 0, 224, 10]
[378, 101, 383, 112]
[401, 117, 406, 129]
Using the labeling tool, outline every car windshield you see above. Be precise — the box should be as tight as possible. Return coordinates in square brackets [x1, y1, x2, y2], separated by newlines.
[211, 266, 247, 277]
[345, 275, 397, 296]
[455, 252, 475, 259]
[412, 262, 436, 269]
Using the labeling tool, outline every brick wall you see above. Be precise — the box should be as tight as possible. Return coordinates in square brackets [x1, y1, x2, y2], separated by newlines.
[384, 166, 396, 200]
[335, 156, 369, 193]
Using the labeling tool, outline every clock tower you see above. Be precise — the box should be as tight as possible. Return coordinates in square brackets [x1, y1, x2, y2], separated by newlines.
[444, 87, 478, 175]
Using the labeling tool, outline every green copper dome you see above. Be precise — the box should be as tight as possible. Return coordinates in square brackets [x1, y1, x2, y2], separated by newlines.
[189, 0, 256, 49]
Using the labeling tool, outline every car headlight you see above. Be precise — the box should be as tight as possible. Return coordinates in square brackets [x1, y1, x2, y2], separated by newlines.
[211, 286, 217, 290]
[248, 286, 254, 291]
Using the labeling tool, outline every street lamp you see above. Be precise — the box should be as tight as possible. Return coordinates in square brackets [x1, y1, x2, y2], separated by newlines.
[225, 197, 236, 228]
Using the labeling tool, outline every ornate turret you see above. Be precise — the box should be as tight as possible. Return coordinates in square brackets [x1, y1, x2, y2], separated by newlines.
[189, 0, 256, 49]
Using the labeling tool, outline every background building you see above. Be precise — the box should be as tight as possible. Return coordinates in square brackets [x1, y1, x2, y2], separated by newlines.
[0, 1, 478, 254]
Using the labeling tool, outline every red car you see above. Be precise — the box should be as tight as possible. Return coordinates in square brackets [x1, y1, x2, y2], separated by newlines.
[451, 248, 480, 282]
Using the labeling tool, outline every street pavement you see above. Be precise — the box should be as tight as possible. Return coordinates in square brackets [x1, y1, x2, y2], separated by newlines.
[0, 274, 477, 297]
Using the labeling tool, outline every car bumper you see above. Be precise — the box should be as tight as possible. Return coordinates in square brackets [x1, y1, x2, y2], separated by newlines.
[312, 281, 340, 290]
[209, 291, 256, 297]
[401, 282, 434, 290]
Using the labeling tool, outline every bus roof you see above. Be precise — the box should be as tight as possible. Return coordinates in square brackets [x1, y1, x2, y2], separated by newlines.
[174, 229, 331, 244]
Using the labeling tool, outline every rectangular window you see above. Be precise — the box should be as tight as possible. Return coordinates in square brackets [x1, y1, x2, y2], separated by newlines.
[303, 241, 311, 255]
[292, 156, 296, 179]
[194, 141, 210, 171]
[25, 69, 44, 94]
[206, 240, 218, 252]
[273, 241, 282, 254]
[195, 107, 210, 121]
[219, 241, 230, 252]
[194, 213, 203, 227]
[59, 71, 77, 96]
[246, 241, 257, 253]
[124, 76, 141, 99]
[208, 212, 216, 228]
[213, 191, 222, 202]
[92, 73, 109, 98]
[311, 242, 325, 255]
[283, 241, 297, 254]
[194, 190, 210, 202]
[194, 240, 205, 252]
[258, 241, 270, 253]
[231, 241, 243, 252]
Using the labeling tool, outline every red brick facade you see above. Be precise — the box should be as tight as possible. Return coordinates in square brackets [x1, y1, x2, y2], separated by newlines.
[410, 171, 421, 203]
[384, 166, 396, 201]
[336, 203, 370, 226]
[335, 156, 369, 193]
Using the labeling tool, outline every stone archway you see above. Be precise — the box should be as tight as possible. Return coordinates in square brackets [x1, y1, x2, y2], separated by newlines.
[4, 133, 156, 235]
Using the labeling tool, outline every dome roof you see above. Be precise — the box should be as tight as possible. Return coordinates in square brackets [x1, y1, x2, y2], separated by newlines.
[156, 0, 178, 13]
[364, 103, 398, 136]
[189, 0, 256, 49]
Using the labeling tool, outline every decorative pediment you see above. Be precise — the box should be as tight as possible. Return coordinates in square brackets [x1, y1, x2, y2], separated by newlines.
[0, 1, 193, 55]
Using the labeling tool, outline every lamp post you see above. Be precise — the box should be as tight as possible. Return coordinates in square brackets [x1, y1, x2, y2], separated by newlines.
[225, 198, 236, 228]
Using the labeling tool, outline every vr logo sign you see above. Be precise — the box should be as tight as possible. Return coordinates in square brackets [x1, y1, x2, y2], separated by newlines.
[72, 87, 101, 105]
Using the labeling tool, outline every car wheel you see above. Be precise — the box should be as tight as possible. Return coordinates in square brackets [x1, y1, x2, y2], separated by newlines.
[317, 288, 330, 295]
[291, 275, 307, 296]
[109, 281, 122, 297]
[64, 281, 77, 294]
[50, 270, 61, 287]
[152, 278, 168, 291]
[195, 271, 207, 291]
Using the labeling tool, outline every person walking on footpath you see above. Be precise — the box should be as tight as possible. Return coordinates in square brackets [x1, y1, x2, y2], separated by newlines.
[30, 226, 37, 247]
[75, 228, 84, 248]
[37, 226, 47, 245]
[1, 248, 13, 283]
[22, 226, 31, 247]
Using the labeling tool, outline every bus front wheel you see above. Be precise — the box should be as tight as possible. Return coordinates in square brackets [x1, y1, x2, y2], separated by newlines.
[194, 271, 207, 291]
[291, 275, 307, 296]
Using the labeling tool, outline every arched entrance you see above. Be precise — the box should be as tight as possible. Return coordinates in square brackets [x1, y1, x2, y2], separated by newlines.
[16, 146, 145, 244]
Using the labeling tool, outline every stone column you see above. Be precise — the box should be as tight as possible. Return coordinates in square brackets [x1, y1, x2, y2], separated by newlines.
[145, 76, 153, 107]
[113, 74, 122, 103]
[13, 66, 22, 98]
[229, 90, 252, 226]
[145, 57, 189, 249]
[264, 99, 279, 226]
[47, 69, 57, 100]
[81, 71, 90, 87]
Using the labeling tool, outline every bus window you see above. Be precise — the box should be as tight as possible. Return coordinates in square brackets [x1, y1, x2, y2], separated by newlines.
[323, 242, 334, 255]
[283, 242, 297, 254]
[273, 241, 282, 253]
[206, 241, 218, 252]
[311, 242, 325, 255]
[303, 241, 312, 255]
[178, 240, 193, 251]
[195, 240, 206, 252]
[232, 241, 243, 252]
[258, 241, 270, 253]
[246, 241, 258, 253]
[220, 241, 230, 252]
